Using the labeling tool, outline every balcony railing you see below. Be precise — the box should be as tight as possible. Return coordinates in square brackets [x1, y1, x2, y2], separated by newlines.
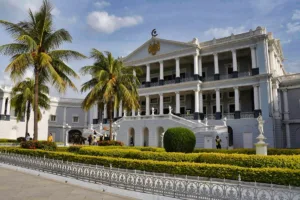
[138, 71, 252, 88]
[180, 112, 255, 120]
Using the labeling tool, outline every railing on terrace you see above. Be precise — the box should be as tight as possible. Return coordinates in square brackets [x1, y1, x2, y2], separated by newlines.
[0, 153, 299, 200]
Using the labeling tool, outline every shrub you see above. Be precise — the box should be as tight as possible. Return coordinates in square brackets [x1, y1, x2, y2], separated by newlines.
[20, 141, 57, 151]
[17, 137, 25, 143]
[0, 147, 299, 186]
[0, 139, 18, 143]
[77, 147, 300, 169]
[68, 146, 82, 153]
[163, 127, 195, 153]
[98, 140, 124, 146]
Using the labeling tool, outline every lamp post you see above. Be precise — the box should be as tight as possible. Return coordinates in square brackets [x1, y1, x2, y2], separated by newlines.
[63, 123, 71, 147]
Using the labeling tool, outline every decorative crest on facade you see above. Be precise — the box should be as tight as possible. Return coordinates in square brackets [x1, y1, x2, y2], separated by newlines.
[148, 29, 160, 55]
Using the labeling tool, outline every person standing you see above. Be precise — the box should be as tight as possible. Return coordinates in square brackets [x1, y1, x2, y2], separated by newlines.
[88, 135, 92, 146]
[48, 133, 53, 142]
[25, 133, 30, 141]
[215, 136, 222, 149]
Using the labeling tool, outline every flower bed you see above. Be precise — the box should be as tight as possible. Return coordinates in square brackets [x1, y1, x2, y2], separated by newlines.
[20, 141, 57, 151]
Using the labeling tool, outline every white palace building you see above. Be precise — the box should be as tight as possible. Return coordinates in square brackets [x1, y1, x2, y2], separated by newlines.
[1, 26, 300, 149]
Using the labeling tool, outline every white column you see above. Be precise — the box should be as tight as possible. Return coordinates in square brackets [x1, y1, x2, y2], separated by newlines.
[283, 89, 289, 120]
[146, 95, 150, 116]
[114, 106, 117, 118]
[175, 92, 180, 114]
[269, 50, 275, 71]
[198, 56, 202, 77]
[63, 107, 67, 124]
[214, 53, 219, 74]
[6, 98, 10, 115]
[251, 46, 257, 69]
[253, 85, 260, 110]
[132, 108, 135, 116]
[1, 97, 5, 115]
[118, 101, 122, 117]
[199, 91, 203, 113]
[272, 84, 279, 118]
[133, 69, 136, 77]
[159, 93, 164, 115]
[234, 87, 240, 111]
[159, 61, 164, 80]
[93, 104, 98, 119]
[194, 54, 199, 76]
[286, 123, 291, 148]
[84, 112, 88, 127]
[103, 104, 107, 119]
[194, 90, 199, 113]
[146, 64, 150, 82]
[232, 49, 237, 72]
[215, 89, 220, 112]
[175, 58, 180, 78]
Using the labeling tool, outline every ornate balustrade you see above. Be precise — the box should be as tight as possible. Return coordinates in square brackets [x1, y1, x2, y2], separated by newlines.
[0, 152, 299, 200]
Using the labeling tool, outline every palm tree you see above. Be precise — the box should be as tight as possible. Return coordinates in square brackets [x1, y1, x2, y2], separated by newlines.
[10, 78, 50, 137]
[0, 0, 86, 140]
[81, 49, 141, 140]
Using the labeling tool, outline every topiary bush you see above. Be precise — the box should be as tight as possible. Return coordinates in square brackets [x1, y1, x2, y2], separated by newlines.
[163, 127, 196, 153]
[98, 140, 124, 146]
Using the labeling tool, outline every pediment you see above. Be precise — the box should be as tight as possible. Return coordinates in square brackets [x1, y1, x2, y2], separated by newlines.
[123, 38, 196, 64]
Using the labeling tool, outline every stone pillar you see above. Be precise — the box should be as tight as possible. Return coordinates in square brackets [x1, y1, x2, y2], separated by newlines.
[234, 87, 240, 119]
[132, 108, 135, 117]
[146, 95, 150, 116]
[193, 54, 199, 80]
[251, 46, 259, 75]
[194, 89, 200, 120]
[175, 92, 180, 115]
[159, 93, 164, 115]
[282, 89, 291, 148]
[253, 84, 261, 117]
[215, 88, 221, 119]
[118, 101, 122, 118]
[232, 49, 238, 78]
[146, 64, 150, 87]
[159, 61, 164, 85]
[272, 83, 280, 118]
[1, 97, 5, 115]
[103, 103, 107, 124]
[198, 56, 203, 81]
[214, 53, 220, 80]
[175, 58, 180, 83]
[199, 91, 204, 120]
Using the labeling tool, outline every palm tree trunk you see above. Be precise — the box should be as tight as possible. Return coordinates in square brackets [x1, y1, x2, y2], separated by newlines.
[25, 101, 31, 137]
[33, 68, 39, 140]
[109, 99, 113, 141]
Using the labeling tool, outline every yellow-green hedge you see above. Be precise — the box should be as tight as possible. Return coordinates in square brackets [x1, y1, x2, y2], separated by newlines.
[77, 147, 300, 169]
[0, 147, 299, 186]
[193, 148, 300, 155]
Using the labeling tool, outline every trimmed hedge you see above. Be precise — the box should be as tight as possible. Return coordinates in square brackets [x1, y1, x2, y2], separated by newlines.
[164, 127, 196, 153]
[0, 139, 18, 143]
[76, 147, 300, 169]
[68, 146, 82, 153]
[98, 140, 124, 146]
[0, 147, 299, 186]
[193, 148, 300, 155]
[20, 141, 57, 151]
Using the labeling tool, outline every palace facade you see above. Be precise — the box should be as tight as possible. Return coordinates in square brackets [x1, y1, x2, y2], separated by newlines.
[1, 26, 300, 148]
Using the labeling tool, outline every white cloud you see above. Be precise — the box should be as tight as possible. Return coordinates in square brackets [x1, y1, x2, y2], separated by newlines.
[51, 7, 61, 16]
[94, 1, 110, 9]
[292, 10, 300, 20]
[87, 11, 143, 34]
[204, 26, 247, 38]
[286, 22, 300, 33]
[281, 39, 291, 45]
[250, 0, 286, 14]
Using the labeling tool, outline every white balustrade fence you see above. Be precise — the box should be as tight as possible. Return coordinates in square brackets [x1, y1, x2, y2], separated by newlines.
[0, 152, 299, 200]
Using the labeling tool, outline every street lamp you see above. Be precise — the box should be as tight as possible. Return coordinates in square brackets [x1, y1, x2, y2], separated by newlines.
[63, 123, 71, 147]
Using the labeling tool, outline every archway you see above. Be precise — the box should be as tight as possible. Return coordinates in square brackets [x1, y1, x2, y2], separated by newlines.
[157, 127, 164, 147]
[128, 128, 135, 146]
[68, 130, 82, 144]
[143, 127, 149, 147]
[228, 126, 233, 147]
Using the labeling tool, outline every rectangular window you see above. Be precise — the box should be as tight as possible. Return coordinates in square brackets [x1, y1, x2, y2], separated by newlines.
[50, 115, 56, 122]
[180, 95, 185, 102]
[150, 98, 158, 104]
[203, 94, 206, 100]
[202, 72, 206, 78]
[203, 106, 207, 114]
[163, 97, 171, 103]
[72, 116, 79, 123]
[180, 107, 185, 114]
[141, 101, 145, 106]
[212, 93, 223, 99]
[228, 91, 234, 98]
[151, 77, 158, 83]
[229, 104, 235, 113]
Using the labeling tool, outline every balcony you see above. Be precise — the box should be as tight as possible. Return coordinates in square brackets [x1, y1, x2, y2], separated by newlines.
[139, 71, 252, 88]
[181, 112, 255, 120]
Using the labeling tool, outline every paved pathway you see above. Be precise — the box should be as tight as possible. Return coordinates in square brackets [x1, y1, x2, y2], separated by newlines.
[0, 167, 135, 200]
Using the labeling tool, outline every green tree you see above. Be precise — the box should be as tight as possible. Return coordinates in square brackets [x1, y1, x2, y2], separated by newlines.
[10, 78, 50, 137]
[0, 0, 86, 140]
[81, 49, 141, 140]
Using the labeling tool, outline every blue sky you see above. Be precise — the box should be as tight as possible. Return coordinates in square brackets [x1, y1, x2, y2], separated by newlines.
[0, 0, 299, 97]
